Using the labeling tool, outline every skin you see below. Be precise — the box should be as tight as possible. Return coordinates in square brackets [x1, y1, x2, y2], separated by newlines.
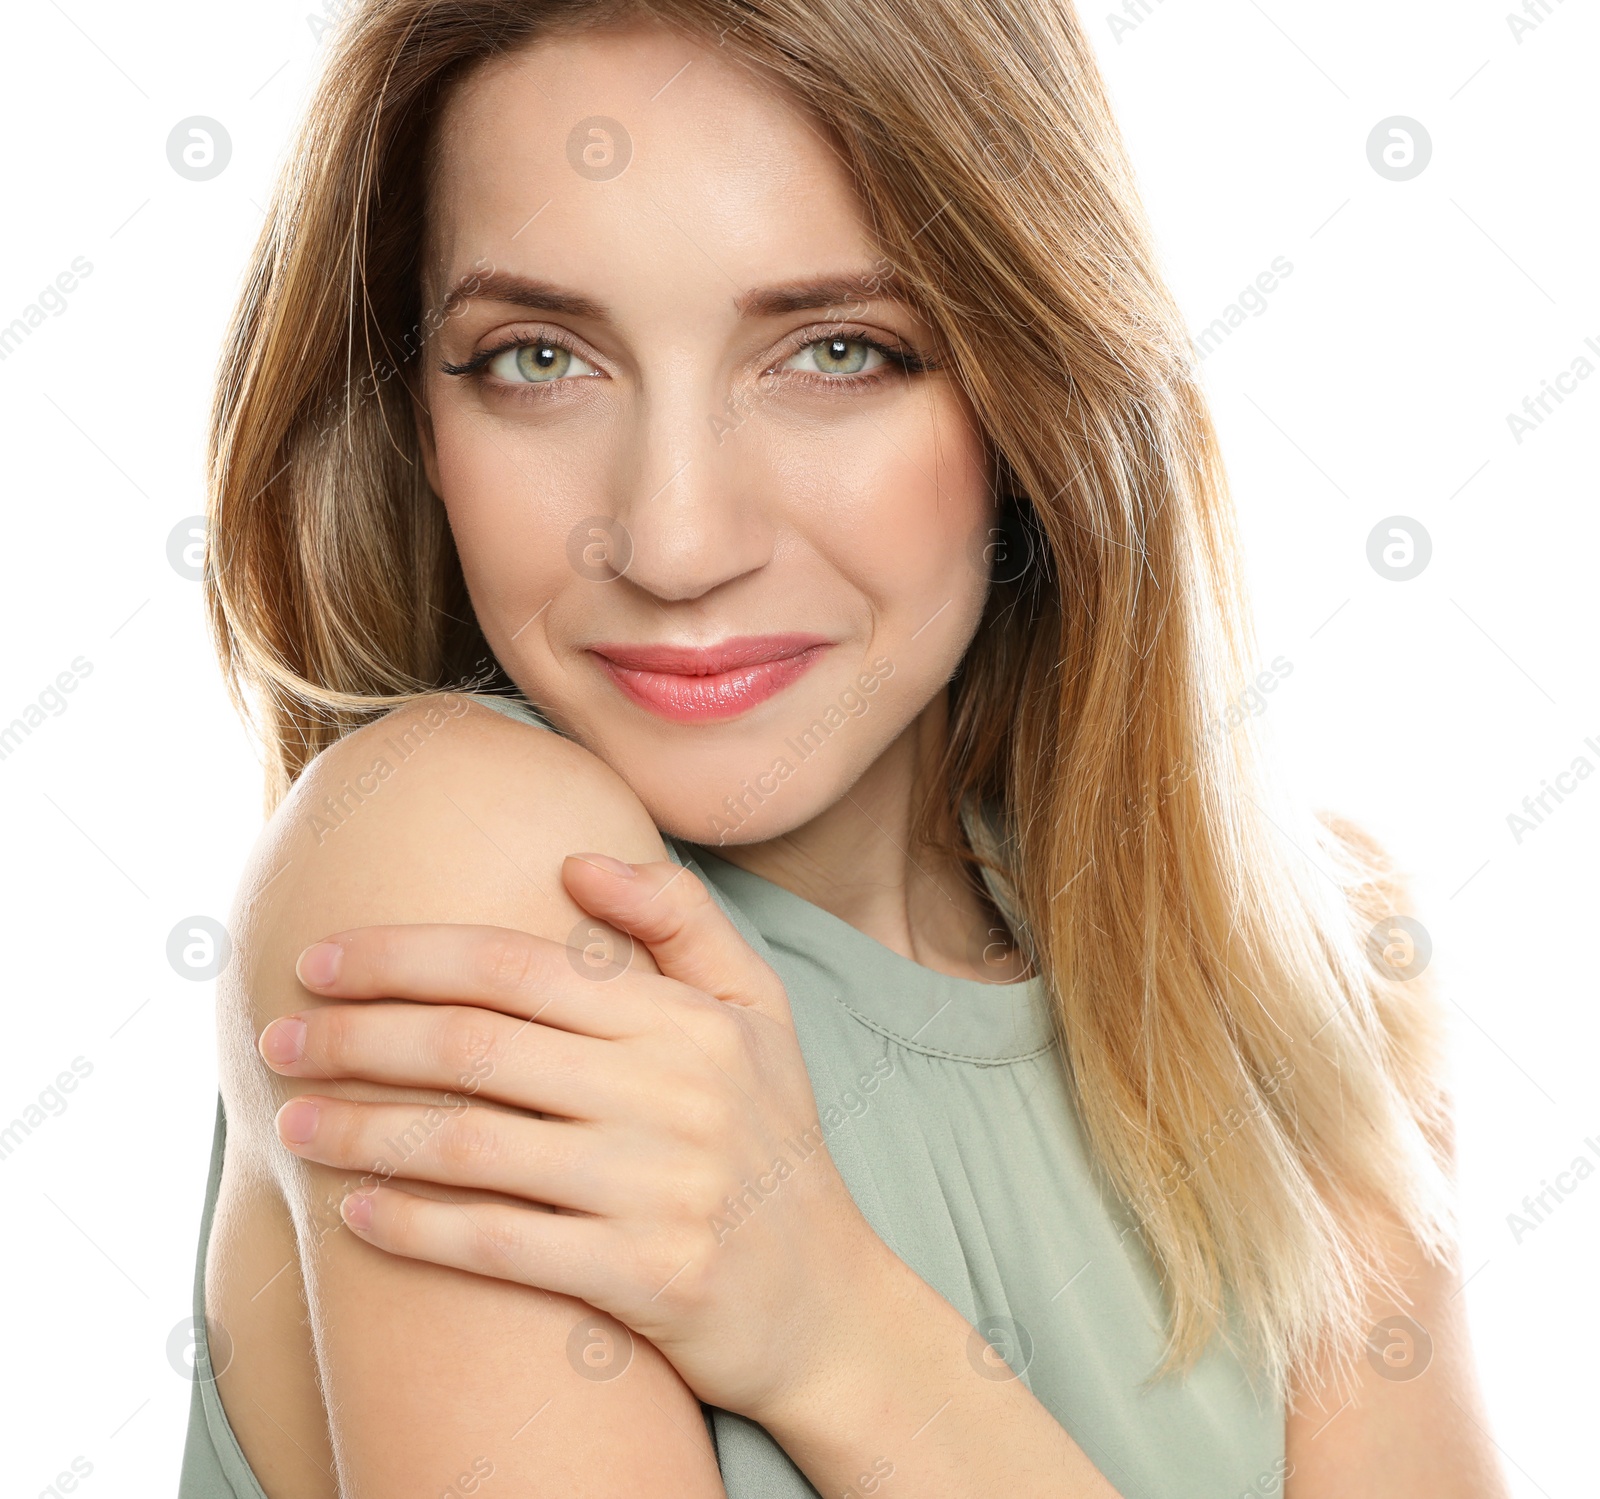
[206, 17, 1511, 1499]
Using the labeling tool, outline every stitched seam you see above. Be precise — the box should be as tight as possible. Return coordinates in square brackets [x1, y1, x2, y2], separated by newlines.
[831, 994, 1059, 1065]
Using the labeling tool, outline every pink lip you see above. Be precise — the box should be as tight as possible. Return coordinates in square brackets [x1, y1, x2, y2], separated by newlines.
[588, 633, 832, 723]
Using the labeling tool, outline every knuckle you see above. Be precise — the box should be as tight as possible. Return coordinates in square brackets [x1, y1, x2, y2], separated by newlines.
[476, 1207, 528, 1269]
[382, 1186, 421, 1242]
[671, 1081, 738, 1144]
[436, 1111, 499, 1175]
[633, 1227, 707, 1305]
[439, 1007, 499, 1080]
[699, 1002, 749, 1067]
[670, 1158, 728, 1219]
[313, 1005, 359, 1071]
[676, 868, 713, 912]
[474, 930, 538, 1000]
[359, 926, 401, 988]
[316, 1102, 363, 1164]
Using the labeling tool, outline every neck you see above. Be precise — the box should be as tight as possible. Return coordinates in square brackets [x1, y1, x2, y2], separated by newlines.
[710, 688, 1029, 984]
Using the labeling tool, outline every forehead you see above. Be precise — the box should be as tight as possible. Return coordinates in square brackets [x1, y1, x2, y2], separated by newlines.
[424, 20, 878, 312]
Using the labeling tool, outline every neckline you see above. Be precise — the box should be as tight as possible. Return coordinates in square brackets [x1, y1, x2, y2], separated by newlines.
[684, 846, 1057, 1063]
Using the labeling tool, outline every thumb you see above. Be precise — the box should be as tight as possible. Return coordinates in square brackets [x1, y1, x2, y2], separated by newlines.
[563, 853, 792, 1022]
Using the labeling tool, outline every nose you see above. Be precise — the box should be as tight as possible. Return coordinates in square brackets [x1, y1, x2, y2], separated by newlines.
[606, 372, 775, 603]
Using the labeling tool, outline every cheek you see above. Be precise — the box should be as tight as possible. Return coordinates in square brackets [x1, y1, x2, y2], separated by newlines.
[773, 391, 993, 612]
[426, 402, 608, 614]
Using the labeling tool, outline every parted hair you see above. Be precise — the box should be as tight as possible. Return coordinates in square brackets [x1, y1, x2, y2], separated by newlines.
[205, 0, 1457, 1405]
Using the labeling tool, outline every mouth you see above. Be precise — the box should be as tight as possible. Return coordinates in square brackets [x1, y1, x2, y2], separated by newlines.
[587, 633, 833, 723]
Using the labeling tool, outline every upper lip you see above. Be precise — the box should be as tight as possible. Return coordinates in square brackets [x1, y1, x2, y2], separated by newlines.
[588, 633, 832, 676]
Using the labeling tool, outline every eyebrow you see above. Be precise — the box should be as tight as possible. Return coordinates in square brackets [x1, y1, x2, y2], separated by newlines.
[437, 267, 903, 323]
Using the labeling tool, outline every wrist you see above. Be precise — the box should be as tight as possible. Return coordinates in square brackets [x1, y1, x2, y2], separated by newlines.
[735, 1215, 1118, 1499]
[744, 1218, 928, 1447]
[742, 1203, 908, 1427]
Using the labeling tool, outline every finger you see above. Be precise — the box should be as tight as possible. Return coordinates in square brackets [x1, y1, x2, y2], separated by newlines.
[338, 1184, 615, 1305]
[258, 1001, 620, 1121]
[294, 923, 651, 1039]
[274, 1094, 613, 1212]
[563, 855, 790, 1021]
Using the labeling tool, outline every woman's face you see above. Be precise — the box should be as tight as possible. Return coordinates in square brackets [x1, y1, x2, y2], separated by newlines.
[418, 18, 996, 847]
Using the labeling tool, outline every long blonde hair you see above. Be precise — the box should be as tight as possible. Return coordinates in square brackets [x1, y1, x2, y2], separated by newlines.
[205, 0, 1457, 1405]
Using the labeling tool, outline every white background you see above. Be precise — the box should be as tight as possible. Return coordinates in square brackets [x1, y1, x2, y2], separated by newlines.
[0, 0, 1594, 1493]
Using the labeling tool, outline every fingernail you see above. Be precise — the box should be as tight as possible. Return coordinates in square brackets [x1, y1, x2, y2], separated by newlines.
[570, 852, 637, 878]
[341, 1191, 374, 1231]
[260, 1017, 306, 1067]
[297, 942, 344, 989]
[278, 1099, 320, 1144]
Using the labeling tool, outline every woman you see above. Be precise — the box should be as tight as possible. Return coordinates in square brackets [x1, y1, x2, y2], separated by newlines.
[181, 0, 1509, 1494]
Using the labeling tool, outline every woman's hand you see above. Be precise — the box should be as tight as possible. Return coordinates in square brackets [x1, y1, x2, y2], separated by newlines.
[257, 852, 889, 1424]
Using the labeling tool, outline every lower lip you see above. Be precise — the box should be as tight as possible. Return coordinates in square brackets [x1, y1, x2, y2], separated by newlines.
[593, 646, 829, 723]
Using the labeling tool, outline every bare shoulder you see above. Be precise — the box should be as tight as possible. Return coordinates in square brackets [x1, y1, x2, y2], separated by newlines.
[217, 693, 669, 1163]
[207, 694, 717, 1497]
[263, 695, 663, 931]
[226, 699, 660, 1065]
[285, 693, 666, 861]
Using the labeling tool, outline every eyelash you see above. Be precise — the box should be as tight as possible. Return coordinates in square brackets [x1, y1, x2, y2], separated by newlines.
[439, 324, 933, 393]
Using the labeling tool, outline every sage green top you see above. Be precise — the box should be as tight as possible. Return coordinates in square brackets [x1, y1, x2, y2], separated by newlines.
[180, 692, 1284, 1498]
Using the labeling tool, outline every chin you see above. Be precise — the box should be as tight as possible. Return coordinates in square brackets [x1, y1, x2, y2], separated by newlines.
[639, 766, 847, 850]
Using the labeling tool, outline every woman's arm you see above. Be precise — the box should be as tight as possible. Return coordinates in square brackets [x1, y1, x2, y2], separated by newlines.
[1285, 815, 1509, 1497]
[1283, 1139, 1510, 1498]
[212, 697, 725, 1496]
[260, 847, 1128, 1498]
[736, 1249, 1127, 1497]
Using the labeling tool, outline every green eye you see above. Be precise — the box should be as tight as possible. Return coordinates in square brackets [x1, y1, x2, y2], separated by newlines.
[787, 336, 884, 376]
[486, 340, 599, 384]
[517, 343, 570, 381]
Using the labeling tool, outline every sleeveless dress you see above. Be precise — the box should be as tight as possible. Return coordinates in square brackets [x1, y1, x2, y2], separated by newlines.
[180, 692, 1285, 1498]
